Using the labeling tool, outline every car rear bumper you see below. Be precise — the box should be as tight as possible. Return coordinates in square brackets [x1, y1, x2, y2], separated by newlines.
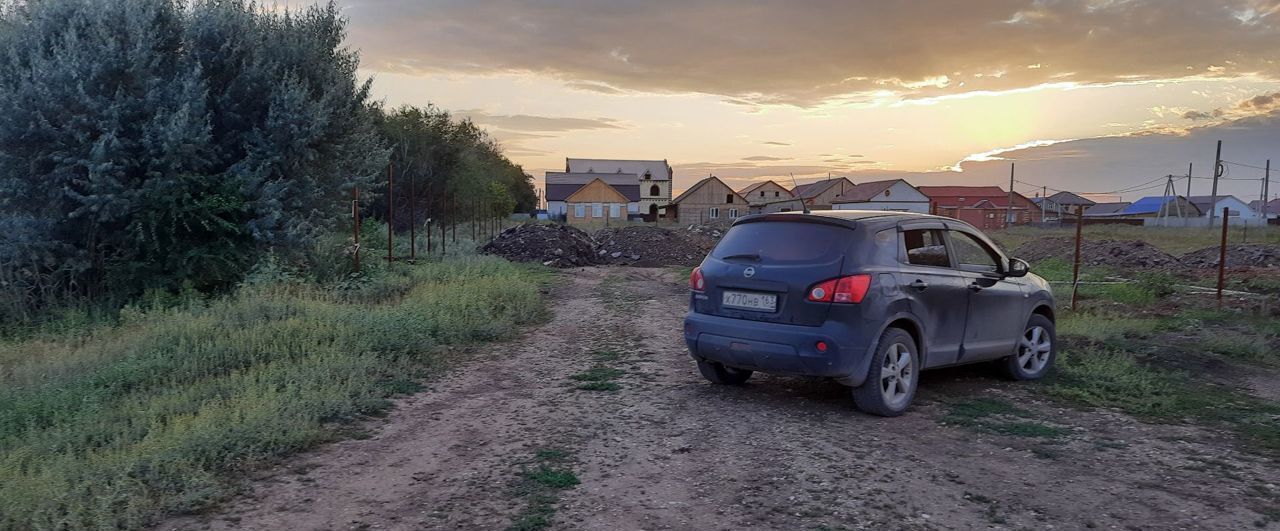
[683, 312, 875, 386]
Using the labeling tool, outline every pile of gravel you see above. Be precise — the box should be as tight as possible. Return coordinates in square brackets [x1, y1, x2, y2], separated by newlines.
[1013, 237, 1182, 269]
[1180, 244, 1280, 269]
[479, 224, 599, 268]
[592, 226, 716, 267]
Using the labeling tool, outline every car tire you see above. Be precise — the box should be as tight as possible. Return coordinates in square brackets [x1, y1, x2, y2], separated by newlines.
[697, 360, 753, 385]
[1000, 314, 1057, 380]
[851, 328, 919, 417]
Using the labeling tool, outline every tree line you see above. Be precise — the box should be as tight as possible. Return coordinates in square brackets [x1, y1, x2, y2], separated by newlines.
[0, 0, 536, 322]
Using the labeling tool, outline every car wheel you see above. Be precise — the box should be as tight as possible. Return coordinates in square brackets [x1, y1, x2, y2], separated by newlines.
[697, 360, 753, 385]
[1001, 314, 1056, 380]
[851, 328, 919, 417]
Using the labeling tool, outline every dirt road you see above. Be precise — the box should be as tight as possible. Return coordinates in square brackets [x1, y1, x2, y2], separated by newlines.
[167, 267, 1279, 530]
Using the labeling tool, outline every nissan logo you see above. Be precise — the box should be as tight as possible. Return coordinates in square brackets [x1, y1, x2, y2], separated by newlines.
[743, 267, 755, 278]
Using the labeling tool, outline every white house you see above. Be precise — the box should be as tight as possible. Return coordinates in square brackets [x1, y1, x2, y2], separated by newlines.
[831, 179, 930, 213]
[1187, 195, 1262, 220]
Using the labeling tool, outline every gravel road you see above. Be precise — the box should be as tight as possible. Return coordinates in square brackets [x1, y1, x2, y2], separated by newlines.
[165, 267, 1279, 531]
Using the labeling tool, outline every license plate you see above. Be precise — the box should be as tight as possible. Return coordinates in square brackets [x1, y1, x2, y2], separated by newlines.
[722, 290, 777, 312]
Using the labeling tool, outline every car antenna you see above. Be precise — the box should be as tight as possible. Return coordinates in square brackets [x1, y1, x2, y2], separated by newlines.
[789, 172, 810, 214]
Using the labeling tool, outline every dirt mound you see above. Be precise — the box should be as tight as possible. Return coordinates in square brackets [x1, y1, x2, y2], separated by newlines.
[592, 226, 716, 267]
[685, 220, 732, 241]
[1014, 237, 1182, 269]
[1180, 244, 1280, 269]
[479, 223, 598, 267]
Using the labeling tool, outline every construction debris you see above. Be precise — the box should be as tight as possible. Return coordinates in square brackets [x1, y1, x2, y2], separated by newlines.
[479, 224, 599, 268]
[592, 226, 716, 267]
[1013, 237, 1182, 270]
[1180, 244, 1280, 269]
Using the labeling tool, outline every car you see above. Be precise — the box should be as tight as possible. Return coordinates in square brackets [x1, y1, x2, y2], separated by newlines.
[683, 210, 1055, 416]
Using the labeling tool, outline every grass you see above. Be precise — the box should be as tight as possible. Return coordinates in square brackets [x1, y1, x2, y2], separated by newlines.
[991, 225, 1280, 256]
[570, 365, 624, 392]
[1057, 309, 1161, 343]
[0, 256, 551, 531]
[942, 398, 1068, 440]
[508, 448, 580, 531]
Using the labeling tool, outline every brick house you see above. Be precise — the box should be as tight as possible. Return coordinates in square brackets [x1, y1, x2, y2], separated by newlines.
[917, 186, 1042, 230]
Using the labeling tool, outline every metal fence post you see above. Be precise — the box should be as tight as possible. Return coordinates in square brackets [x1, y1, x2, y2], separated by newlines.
[1218, 207, 1229, 308]
[1071, 205, 1084, 311]
[353, 188, 361, 273]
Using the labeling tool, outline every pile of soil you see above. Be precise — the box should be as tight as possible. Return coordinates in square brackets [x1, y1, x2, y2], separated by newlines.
[1013, 237, 1182, 269]
[592, 226, 716, 267]
[1180, 244, 1280, 269]
[479, 224, 598, 268]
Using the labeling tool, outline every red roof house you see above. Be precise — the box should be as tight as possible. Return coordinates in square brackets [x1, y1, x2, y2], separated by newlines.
[917, 186, 1041, 230]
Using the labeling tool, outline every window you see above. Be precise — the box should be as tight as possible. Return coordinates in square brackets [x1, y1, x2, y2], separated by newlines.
[902, 229, 950, 268]
[643, 171, 651, 180]
[949, 231, 1000, 273]
[592, 203, 603, 217]
[759, 190, 765, 197]
[709, 207, 720, 219]
[774, 191, 780, 197]
[574, 204, 585, 218]
[650, 184, 660, 196]
[729, 208, 738, 218]
[610, 203, 620, 218]
[726, 194, 734, 204]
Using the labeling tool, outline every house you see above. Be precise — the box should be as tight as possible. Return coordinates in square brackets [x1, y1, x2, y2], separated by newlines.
[564, 178, 635, 225]
[1083, 202, 1132, 217]
[566, 158, 672, 219]
[831, 179, 930, 213]
[1186, 195, 1262, 220]
[1116, 196, 1201, 218]
[665, 176, 746, 223]
[1248, 198, 1280, 218]
[916, 186, 1042, 230]
[1033, 191, 1096, 220]
[790, 177, 857, 210]
[738, 180, 802, 213]
[545, 172, 639, 219]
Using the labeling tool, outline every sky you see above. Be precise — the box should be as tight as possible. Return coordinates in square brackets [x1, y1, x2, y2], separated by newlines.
[332, 0, 1280, 203]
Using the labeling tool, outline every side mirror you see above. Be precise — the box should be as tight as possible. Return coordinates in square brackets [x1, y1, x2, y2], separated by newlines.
[1006, 258, 1030, 278]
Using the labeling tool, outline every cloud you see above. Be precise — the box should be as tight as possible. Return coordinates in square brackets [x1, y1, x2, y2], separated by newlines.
[761, 141, 791, 146]
[344, 0, 1280, 105]
[459, 110, 626, 132]
[742, 155, 790, 161]
[1182, 109, 1223, 120]
[1240, 91, 1280, 110]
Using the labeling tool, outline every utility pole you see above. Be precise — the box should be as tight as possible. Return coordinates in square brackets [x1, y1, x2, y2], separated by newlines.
[1186, 162, 1192, 199]
[1264, 159, 1271, 221]
[1040, 185, 1047, 222]
[1006, 163, 1015, 227]
[1209, 140, 1222, 227]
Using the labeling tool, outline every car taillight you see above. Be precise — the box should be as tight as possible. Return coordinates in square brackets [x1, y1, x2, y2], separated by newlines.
[689, 266, 705, 292]
[807, 274, 871, 304]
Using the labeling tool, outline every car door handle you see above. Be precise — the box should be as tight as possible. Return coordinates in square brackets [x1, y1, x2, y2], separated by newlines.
[968, 282, 983, 292]
[909, 280, 929, 291]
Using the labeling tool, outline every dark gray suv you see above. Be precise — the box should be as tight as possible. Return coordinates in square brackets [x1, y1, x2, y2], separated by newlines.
[683, 210, 1055, 416]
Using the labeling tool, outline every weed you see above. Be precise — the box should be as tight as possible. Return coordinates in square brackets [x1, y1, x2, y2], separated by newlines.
[508, 449, 579, 531]
[569, 366, 624, 382]
[942, 398, 1066, 439]
[576, 381, 622, 392]
[1058, 310, 1159, 343]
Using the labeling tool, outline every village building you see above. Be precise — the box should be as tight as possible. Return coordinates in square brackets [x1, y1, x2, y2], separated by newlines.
[917, 186, 1042, 230]
[789, 177, 856, 210]
[566, 158, 672, 220]
[545, 172, 639, 219]
[665, 176, 746, 223]
[831, 179, 930, 213]
[1032, 191, 1096, 220]
[1187, 195, 1262, 221]
[738, 180, 802, 213]
[1249, 198, 1280, 218]
[1083, 202, 1131, 217]
[563, 178, 638, 225]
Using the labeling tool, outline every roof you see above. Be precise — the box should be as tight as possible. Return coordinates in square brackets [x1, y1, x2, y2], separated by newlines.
[791, 177, 855, 200]
[566, 158, 672, 181]
[738, 179, 793, 197]
[1249, 198, 1280, 212]
[1122, 196, 1201, 216]
[1187, 195, 1248, 214]
[545, 172, 641, 202]
[917, 185, 1030, 209]
[1083, 202, 1131, 216]
[564, 178, 633, 203]
[671, 176, 743, 204]
[1046, 191, 1096, 206]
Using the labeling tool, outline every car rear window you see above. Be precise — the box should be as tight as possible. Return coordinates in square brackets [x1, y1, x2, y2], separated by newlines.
[711, 221, 853, 263]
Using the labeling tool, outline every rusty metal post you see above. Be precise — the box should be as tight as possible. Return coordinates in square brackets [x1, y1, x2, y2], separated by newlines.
[409, 171, 416, 261]
[386, 162, 394, 263]
[1071, 205, 1084, 311]
[1218, 206, 1229, 308]
[451, 193, 457, 243]
[353, 188, 361, 272]
[425, 181, 432, 254]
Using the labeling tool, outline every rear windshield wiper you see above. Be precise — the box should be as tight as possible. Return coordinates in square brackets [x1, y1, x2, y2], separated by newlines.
[721, 252, 761, 261]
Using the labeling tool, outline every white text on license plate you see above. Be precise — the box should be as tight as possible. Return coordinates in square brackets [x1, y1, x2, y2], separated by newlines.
[722, 291, 777, 312]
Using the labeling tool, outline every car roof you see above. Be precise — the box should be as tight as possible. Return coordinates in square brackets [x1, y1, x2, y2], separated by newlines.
[733, 209, 985, 233]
